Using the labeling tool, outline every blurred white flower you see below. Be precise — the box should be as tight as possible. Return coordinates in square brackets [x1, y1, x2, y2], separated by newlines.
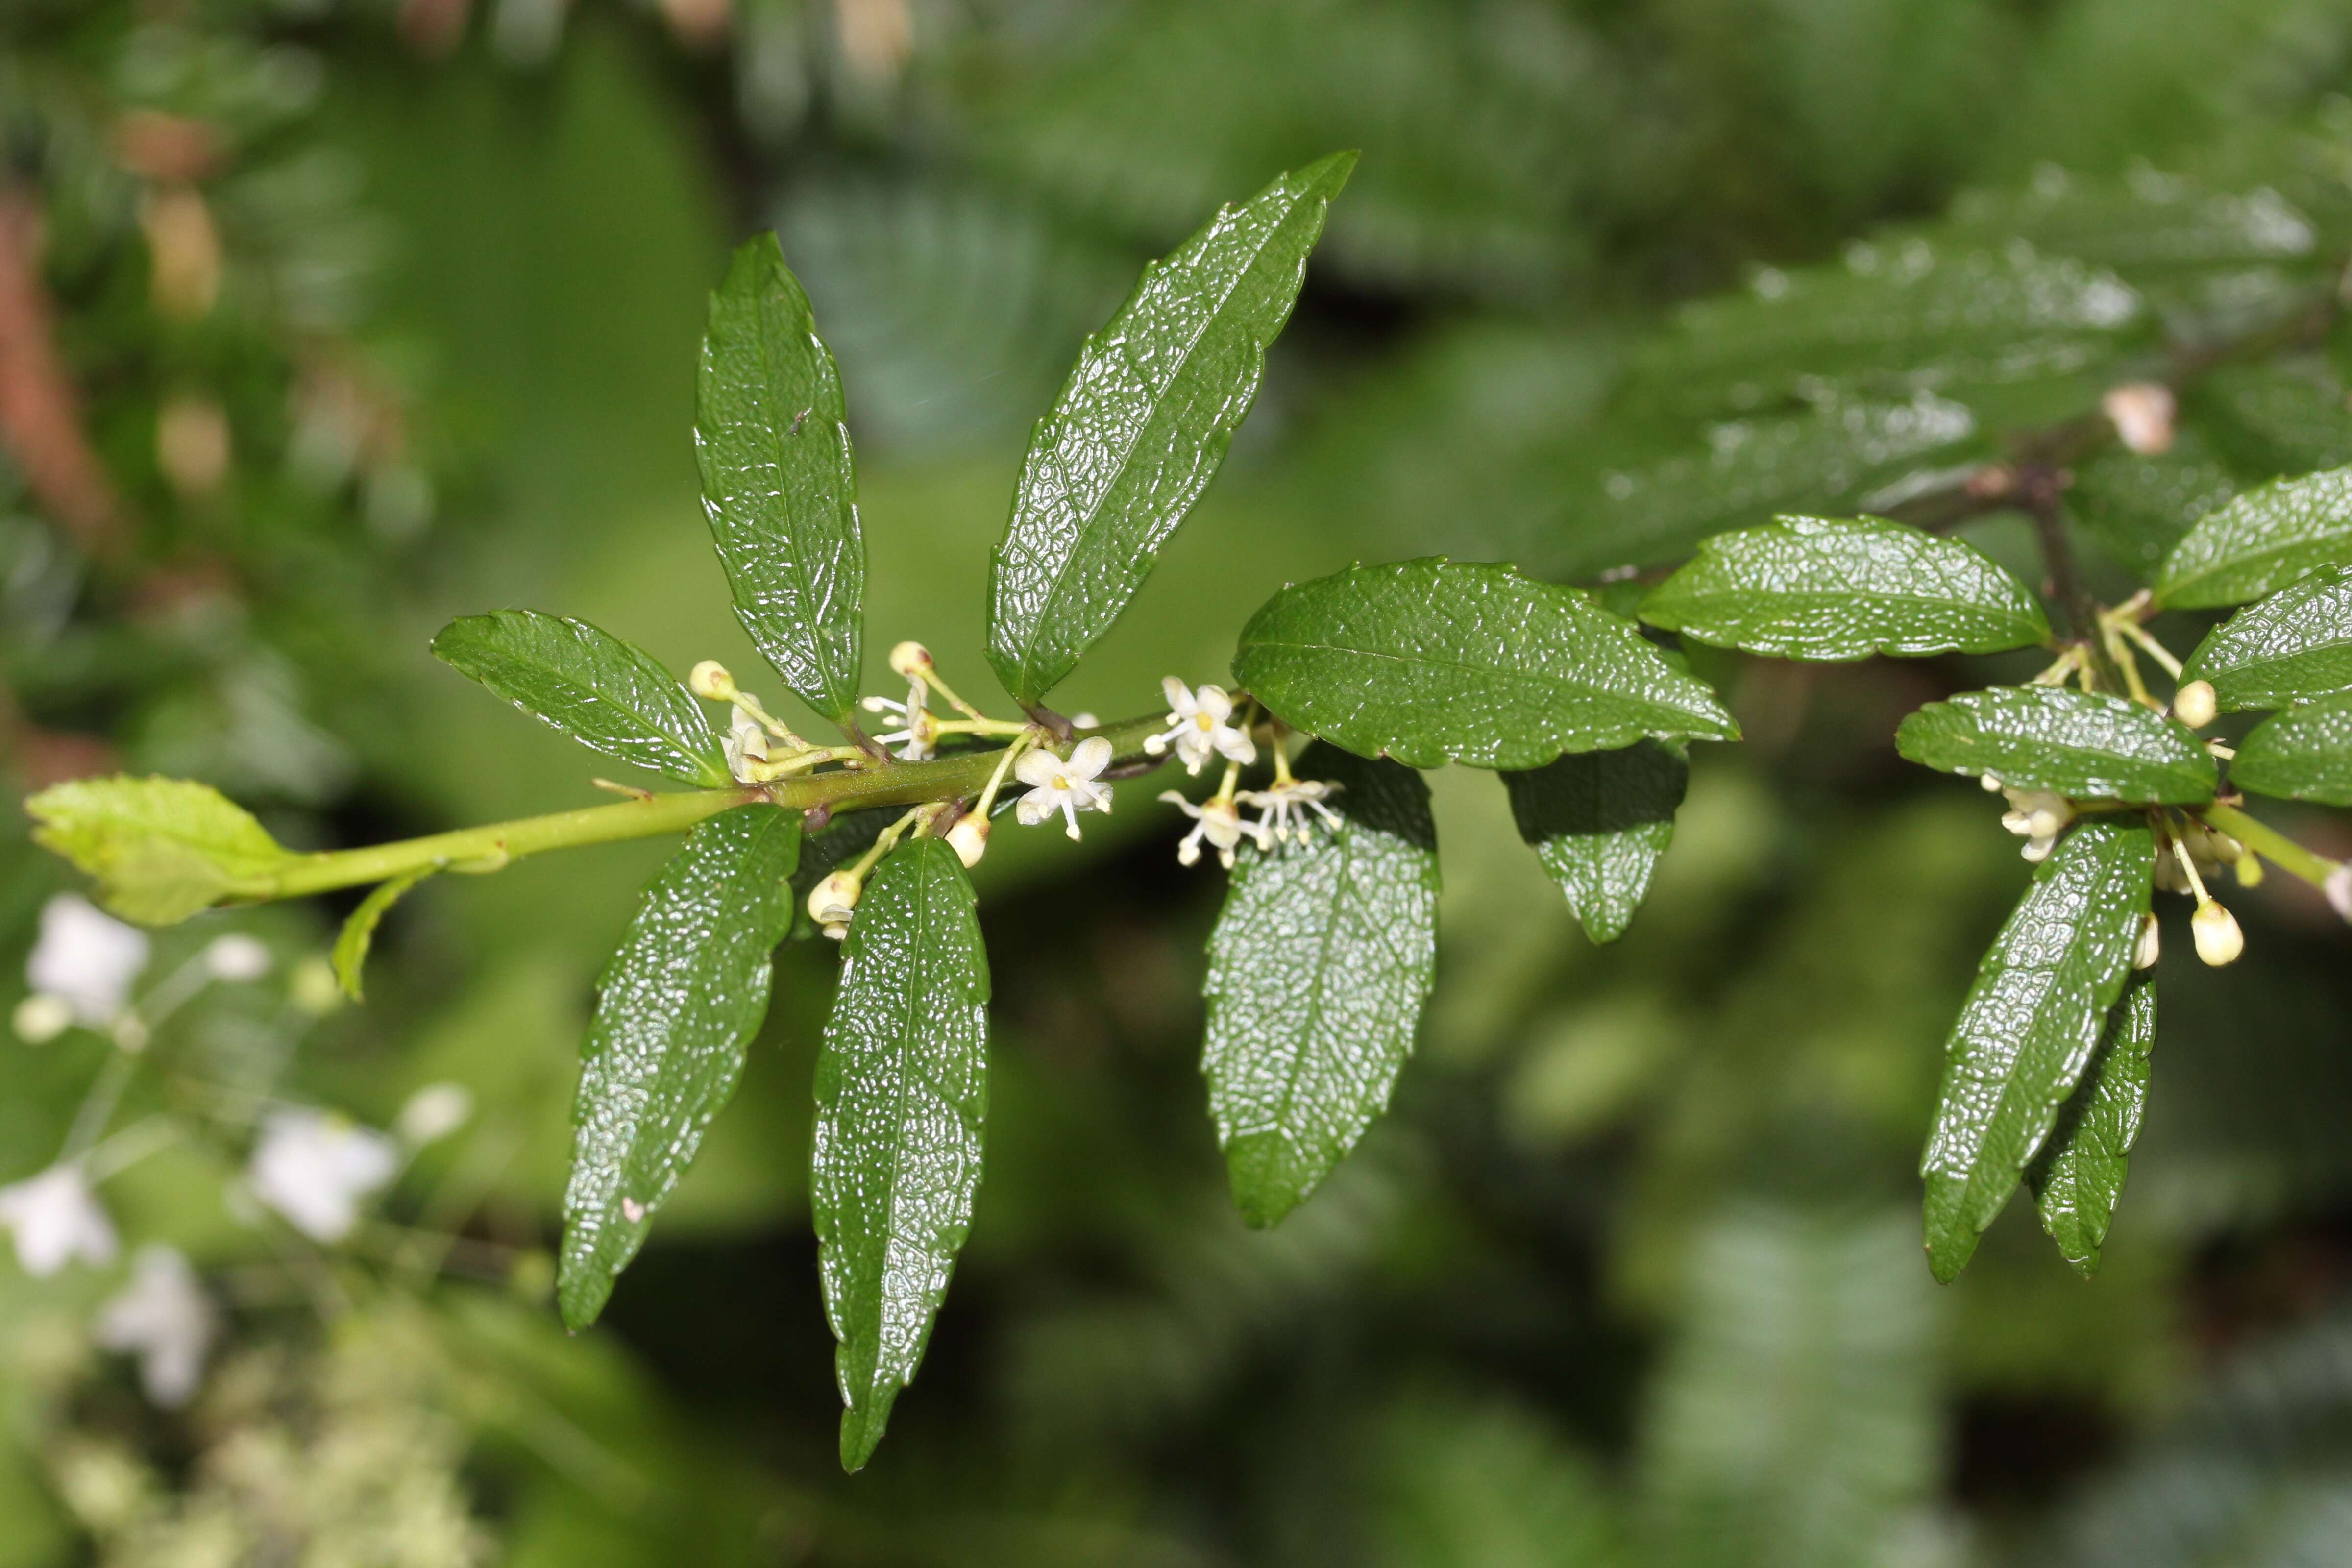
[394, 1083, 473, 1146]
[202, 934, 272, 981]
[95, 1245, 214, 1407]
[0, 1164, 119, 1276]
[12, 994, 74, 1045]
[1014, 737, 1115, 840]
[246, 1110, 400, 1243]
[27, 895, 149, 1027]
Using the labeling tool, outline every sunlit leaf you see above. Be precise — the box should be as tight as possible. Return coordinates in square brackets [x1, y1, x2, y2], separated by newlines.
[2229, 691, 2352, 804]
[2154, 465, 2352, 609]
[2027, 972, 2156, 1279]
[26, 775, 295, 926]
[1895, 686, 2216, 803]
[2179, 564, 2352, 710]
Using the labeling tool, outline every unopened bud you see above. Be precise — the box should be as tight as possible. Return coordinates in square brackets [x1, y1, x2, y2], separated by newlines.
[2237, 854, 2265, 889]
[808, 870, 862, 934]
[947, 817, 989, 868]
[888, 641, 932, 679]
[11, 994, 73, 1045]
[2191, 899, 2245, 966]
[2172, 679, 2217, 731]
[2328, 864, 2352, 923]
[1980, 773, 2004, 793]
[2103, 382, 2177, 456]
[2133, 912, 2161, 970]
[689, 661, 735, 700]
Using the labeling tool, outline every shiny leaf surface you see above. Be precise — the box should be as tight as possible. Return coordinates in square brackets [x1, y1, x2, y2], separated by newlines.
[558, 806, 801, 1331]
[2155, 465, 2352, 609]
[2027, 973, 2156, 1279]
[1233, 560, 1738, 770]
[430, 610, 728, 786]
[813, 837, 991, 1471]
[1921, 818, 2154, 1282]
[2179, 565, 2352, 710]
[2229, 691, 2352, 805]
[1894, 686, 2216, 803]
[1501, 740, 1687, 943]
[1202, 745, 1438, 1227]
[26, 775, 295, 926]
[696, 233, 866, 723]
[1639, 514, 2051, 660]
[987, 152, 1353, 705]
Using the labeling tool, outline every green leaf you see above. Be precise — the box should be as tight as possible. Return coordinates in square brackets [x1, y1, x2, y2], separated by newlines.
[558, 806, 802, 1331]
[430, 610, 728, 787]
[813, 836, 991, 1471]
[1501, 740, 1687, 943]
[2229, 690, 2352, 805]
[986, 152, 1355, 706]
[2026, 972, 2156, 1279]
[696, 233, 866, 724]
[1639, 514, 2051, 661]
[1894, 686, 2216, 803]
[26, 775, 295, 925]
[331, 869, 433, 1003]
[1233, 560, 1738, 770]
[2178, 565, 2352, 710]
[2070, 438, 2240, 575]
[1920, 818, 2154, 1282]
[2154, 465, 2352, 609]
[1202, 744, 1439, 1227]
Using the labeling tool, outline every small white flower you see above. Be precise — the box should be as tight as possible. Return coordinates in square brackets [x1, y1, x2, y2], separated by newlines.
[1238, 778, 1345, 847]
[723, 707, 770, 783]
[202, 934, 271, 982]
[1015, 737, 1115, 840]
[807, 871, 862, 940]
[0, 1164, 118, 1276]
[1159, 791, 1254, 869]
[95, 1245, 214, 1407]
[2102, 382, 2177, 457]
[394, 1083, 473, 1146]
[1142, 679, 1257, 775]
[27, 894, 149, 1027]
[245, 1109, 399, 1243]
[860, 679, 935, 760]
[1999, 788, 2073, 862]
[13, 994, 74, 1045]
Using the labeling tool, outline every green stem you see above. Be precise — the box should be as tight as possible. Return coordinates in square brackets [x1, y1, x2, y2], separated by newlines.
[251, 713, 1169, 904]
[2200, 802, 2343, 891]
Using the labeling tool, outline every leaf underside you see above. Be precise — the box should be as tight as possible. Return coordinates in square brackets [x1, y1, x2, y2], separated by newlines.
[558, 806, 802, 1331]
[2179, 564, 2352, 711]
[1233, 559, 1738, 770]
[25, 775, 295, 926]
[1501, 740, 1689, 943]
[430, 610, 728, 787]
[2230, 691, 2352, 805]
[696, 232, 866, 724]
[2155, 464, 2352, 610]
[1920, 818, 2154, 1282]
[1894, 686, 2217, 804]
[813, 836, 992, 1472]
[2026, 972, 2156, 1279]
[1202, 744, 1439, 1227]
[1639, 514, 2052, 661]
[987, 152, 1354, 706]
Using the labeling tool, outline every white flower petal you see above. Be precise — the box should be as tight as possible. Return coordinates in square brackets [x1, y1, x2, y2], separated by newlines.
[203, 934, 272, 982]
[1015, 790, 1055, 827]
[1161, 676, 1196, 716]
[1013, 749, 1064, 788]
[1067, 736, 1113, 780]
[1194, 685, 1233, 723]
[96, 1245, 214, 1408]
[28, 896, 149, 1026]
[246, 1110, 400, 1243]
[0, 1165, 118, 1276]
[1214, 729, 1258, 764]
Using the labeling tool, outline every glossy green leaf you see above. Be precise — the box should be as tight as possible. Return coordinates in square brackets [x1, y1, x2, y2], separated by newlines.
[430, 610, 728, 786]
[26, 775, 295, 926]
[558, 806, 802, 1331]
[1501, 740, 1687, 943]
[2070, 439, 2240, 575]
[1233, 560, 1737, 770]
[986, 152, 1354, 706]
[2026, 972, 2156, 1279]
[813, 836, 991, 1471]
[696, 233, 865, 724]
[1639, 514, 2051, 661]
[2154, 465, 2352, 609]
[1202, 745, 1438, 1227]
[1894, 686, 2216, 803]
[2179, 565, 2352, 710]
[2230, 691, 2352, 805]
[331, 869, 433, 1003]
[1920, 818, 2154, 1282]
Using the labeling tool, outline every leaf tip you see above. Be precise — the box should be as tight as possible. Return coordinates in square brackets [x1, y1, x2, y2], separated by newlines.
[839, 1397, 891, 1473]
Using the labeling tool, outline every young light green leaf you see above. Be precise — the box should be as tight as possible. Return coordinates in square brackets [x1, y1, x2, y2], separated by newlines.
[814, 836, 991, 1472]
[26, 775, 295, 925]
[1202, 745, 1438, 1227]
[2154, 466, 2352, 609]
[2026, 973, 2156, 1279]
[2178, 565, 2352, 711]
[1233, 560, 1737, 770]
[696, 233, 865, 724]
[1894, 686, 2216, 804]
[986, 152, 1355, 707]
[331, 869, 434, 1003]
[1921, 818, 2154, 1282]
[430, 610, 728, 786]
[1501, 740, 1687, 943]
[559, 806, 801, 1332]
[2229, 691, 2352, 805]
[1638, 514, 2052, 661]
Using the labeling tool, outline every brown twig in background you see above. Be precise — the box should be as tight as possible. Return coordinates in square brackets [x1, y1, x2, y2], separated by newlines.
[0, 188, 128, 561]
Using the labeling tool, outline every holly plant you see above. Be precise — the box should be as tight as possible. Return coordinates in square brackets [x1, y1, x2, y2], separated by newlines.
[25, 148, 2352, 1472]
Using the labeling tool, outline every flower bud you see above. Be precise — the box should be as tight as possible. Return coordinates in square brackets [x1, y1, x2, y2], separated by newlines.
[947, 816, 989, 868]
[11, 994, 73, 1045]
[2236, 854, 2264, 889]
[203, 934, 271, 981]
[689, 661, 736, 700]
[808, 871, 862, 938]
[888, 641, 933, 679]
[2173, 679, 2217, 731]
[2191, 899, 2245, 966]
[2102, 382, 2177, 457]
[2133, 912, 2160, 970]
[2328, 863, 2352, 923]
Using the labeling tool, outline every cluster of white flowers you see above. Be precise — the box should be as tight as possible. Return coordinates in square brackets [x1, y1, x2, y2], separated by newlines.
[1995, 784, 2075, 863]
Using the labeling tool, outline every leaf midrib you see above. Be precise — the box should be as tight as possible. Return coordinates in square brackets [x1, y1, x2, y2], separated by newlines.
[1248, 635, 1714, 724]
[748, 294, 855, 712]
